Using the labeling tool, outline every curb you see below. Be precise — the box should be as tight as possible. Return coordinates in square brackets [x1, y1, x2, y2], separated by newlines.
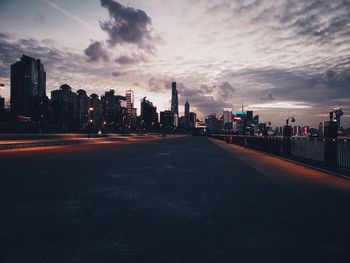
[0, 139, 90, 150]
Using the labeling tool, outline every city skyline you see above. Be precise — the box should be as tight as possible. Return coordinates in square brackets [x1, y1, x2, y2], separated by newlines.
[0, 0, 350, 127]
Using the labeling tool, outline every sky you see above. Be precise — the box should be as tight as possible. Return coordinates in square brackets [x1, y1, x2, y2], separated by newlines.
[0, 0, 349, 128]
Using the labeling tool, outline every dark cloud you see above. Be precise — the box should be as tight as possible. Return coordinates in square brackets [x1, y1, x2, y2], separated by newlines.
[0, 34, 114, 95]
[251, 0, 350, 43]
[111, 71, 125, 77]
[225, 65, 350, 110]
[115, 53, 147, 65]
[84, 41, 109, 62]
[179, 84, 229, 115]
[218, 81, 235, 98]
[200, 85, 213, 93]
[99, 0, 156, 52]
[0, 32, 9, 39]
[260, 92, 277, 101]
[326, 69, 336, 79]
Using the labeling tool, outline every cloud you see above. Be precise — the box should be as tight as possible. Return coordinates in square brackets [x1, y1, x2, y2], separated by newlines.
[0, 34, 127, 99]
[147, 76, 171, 93]
[218, 81, 235, 98]
[200, 85, 213, 94]
[111, 71, 125, 77]
[84, 41, 109, 62]
[99, 0, 157, 52]
[115, 53, 147, 65]
[224, 66, 350, 111]
[260, 92, 277, 101]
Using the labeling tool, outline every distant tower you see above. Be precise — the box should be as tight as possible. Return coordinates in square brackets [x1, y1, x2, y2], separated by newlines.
[171, 82, 178, 115]
[125, 89, 134, 117]
[185, 101, 189, 116]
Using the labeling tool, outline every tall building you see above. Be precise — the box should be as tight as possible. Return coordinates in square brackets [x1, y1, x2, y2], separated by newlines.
[160, 110, 175, 131]
[205, 114, 222, 133]
[77, 89, 89, 127]
[223, 108, 232, 130]
[188, 112, 197, 127]
[101, 90, 117, 124]
[11, 55, 46, 116]
[185, 101, 189, 116]
[51, 84, 77, 127]
[140, 97, 158, 129]
[171, 82, 178, 115]
[125, 89, 134, 117]
[90, 93, 103, 125]
[115, 95, 126, 127]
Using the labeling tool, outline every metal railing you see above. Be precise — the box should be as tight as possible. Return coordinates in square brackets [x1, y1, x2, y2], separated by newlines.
[211, 134, 350, 178]
[338, 139, 350, 177]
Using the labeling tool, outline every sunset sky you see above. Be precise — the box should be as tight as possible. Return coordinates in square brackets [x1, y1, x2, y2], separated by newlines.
[0, 0, 349, 127]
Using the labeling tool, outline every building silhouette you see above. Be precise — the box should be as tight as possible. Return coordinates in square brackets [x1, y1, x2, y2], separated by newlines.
[90, 93, 103, 126]
[187, 112, 197, 128]
[11, 55, 46, 117]
[77, 89, 89, 128]
[160, 110, 175, 132]
[126, 89, 134, 117]
[171, 82, 178, 116]
[205, 114, 222, 133]
[185, 101, 189, 117]
[0, 96, 4, 112]
[140, 97, 158, 129]
[101, 90, 117, 126]
[51, 84, 77, 128]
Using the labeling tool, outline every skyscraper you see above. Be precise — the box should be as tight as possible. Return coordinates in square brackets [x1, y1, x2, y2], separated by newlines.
[171, 82, 178, 115]
[125, 89, 134, 117]
[185, 101, 189, 116]
[11, 55, 46, 116]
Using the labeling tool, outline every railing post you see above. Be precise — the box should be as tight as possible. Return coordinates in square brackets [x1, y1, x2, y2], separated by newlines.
[324, 122, 338, 170]
[282, 125, 292, 157]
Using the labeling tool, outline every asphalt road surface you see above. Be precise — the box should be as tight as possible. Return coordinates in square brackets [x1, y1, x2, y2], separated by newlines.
[1, 136, 350, 263]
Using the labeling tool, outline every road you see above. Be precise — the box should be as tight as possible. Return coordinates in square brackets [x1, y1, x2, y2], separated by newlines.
[1, 136, 350, 263]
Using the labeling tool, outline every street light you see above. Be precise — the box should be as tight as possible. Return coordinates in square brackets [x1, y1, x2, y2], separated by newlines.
[88, 107, 94, 139]
[286, 117, 295, 126]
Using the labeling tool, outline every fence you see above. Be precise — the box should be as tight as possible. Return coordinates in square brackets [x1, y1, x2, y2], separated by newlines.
[211, 134, 350, 178]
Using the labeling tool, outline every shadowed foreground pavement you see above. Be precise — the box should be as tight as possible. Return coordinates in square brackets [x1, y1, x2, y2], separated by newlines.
[1, 136, 350, 263]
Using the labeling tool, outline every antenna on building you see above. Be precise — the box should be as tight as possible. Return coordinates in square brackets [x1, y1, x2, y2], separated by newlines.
[241, 99, 244, 113]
